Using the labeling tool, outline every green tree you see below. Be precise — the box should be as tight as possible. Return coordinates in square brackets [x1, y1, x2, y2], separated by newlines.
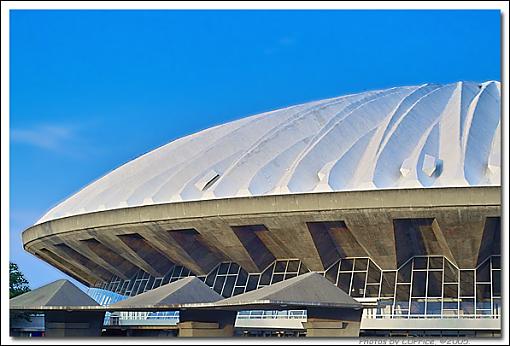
[9, 262, 30, 298]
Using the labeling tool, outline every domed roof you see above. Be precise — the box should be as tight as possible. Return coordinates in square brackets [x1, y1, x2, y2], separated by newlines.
[38, 81, 501, 224]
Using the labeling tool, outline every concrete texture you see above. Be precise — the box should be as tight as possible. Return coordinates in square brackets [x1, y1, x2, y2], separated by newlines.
[22, 187, 500, 286]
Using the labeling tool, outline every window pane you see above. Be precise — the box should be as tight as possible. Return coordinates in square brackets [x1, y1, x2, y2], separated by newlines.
[351, 272, 366, 297]
[259, 265, 274, 285]
[218, 263, 229, 275]
[213, 275, 225, 293]
[340, 259, 353, 271]
[427, 271, 443, 297]
[493, 298, 502, 316]
[413, 257, 428, 270]
[443, 284, 458, 299]
[233, 287, 245, 296]
[222, 276, 236, 297]
[337, 273, 351, 293]
[325, 262, 339, 284]
[228, 263, 239, 274]
[380, 272, 396, 297]
[460, 298, 475, 315]
[412, 271, 427, 297]
[205, 268, 218, 286]
[365, 285, 380, 297]
[426, 300, 442, 315]
[395, 284, 410, 307]
[410, 298, 426, 315]
[460, 271, 475, 296]
[476, 284, 491, 310]
[476, 260, 491, 282]
[397, 263, 412, 283]
[367, 261, 381, 283]
[492, 256, 501, 269]
[443, 301, 458, 310]
[236, 269, 248, 286]
[287, 260, 300, 273]
[284, 273, 297, 280]
[274, 261, 287, 273]
[444, 261, 458, 283]
[429, 257, 443, 269]
[246, 275, 259, 292]
[354, 258, 368, 271]
[271, 274, 284, 284]
[492, 270, 501, 297]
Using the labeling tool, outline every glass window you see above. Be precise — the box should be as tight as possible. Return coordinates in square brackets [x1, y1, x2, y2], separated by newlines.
[412, 271, 427, 297]
[493, 298, 502, 316]
[365, 284, 380, 297]
[259, 265, 273, 286]
[492, 256, 501, 269]
[476, 284, 491, 310]
[492, 270, 501, 297]
[367, 261, 381, 283]
[287, 260, 300, 273]
[380, 272, 396, 297]
[236, 269, 248, 286]
[218, 263, 229, 275]
[476, 260, 491, 283]
[337, 273, 351, 293]
[395, 284, 411, 306]
[460, 270, 475, 296]
[413, 257, 428, 270]
[246, 275, 259, 292]
[340, 259, 353, 271]
[443, 301, 459, 310]
[429, 257, 443, 269]
[205, 267, 218, 286]
[427, 271, 443, 297]
[228, 263, 239, 274]
[410, 298, 426, 315]
[325, 261, 339, 284]
[443, 260, 458, 283]
[443, 284, 458, 299]
[426, 300, 442, 315]
[274, 261, 287, 273]
[354, 258, 368, 271]
[397, 262, 412, 283]
[222, 276, 236, 297]
[272, 274, 284, 284]
[460, 298, 475, 315]
[233, 287, 245, 296]
[351, 272, 366, 297]
[213, 275, 225, 293]
[284, 273, 297, 280]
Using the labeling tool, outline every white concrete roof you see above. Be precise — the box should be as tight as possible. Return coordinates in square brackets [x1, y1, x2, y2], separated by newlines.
[38, 81, 501, 224]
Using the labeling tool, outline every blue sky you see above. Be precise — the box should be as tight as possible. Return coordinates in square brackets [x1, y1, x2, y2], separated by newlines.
[10, 10, 501, 290]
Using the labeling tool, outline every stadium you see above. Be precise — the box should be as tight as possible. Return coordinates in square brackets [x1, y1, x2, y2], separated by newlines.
[20, 81, 501, 337]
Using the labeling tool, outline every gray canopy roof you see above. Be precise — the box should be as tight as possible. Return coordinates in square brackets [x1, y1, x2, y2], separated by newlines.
[109, 277, 223, 310]
[10, 279, 99, 311]
[183, 272, 362, 310]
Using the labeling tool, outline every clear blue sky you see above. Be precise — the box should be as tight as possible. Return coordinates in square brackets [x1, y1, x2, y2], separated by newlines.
[10, 10, 501, 290]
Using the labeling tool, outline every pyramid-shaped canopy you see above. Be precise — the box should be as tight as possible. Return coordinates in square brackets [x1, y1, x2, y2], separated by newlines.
[110, 277, 222, 310]
[199, 272, 362, 310]
[10, 279, 99, 311]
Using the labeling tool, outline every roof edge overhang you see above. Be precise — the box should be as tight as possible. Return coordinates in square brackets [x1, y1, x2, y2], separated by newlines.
[23, 185, 501, 250]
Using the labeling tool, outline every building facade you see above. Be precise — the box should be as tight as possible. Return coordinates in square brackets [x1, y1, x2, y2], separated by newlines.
[22, 81, 501, 336]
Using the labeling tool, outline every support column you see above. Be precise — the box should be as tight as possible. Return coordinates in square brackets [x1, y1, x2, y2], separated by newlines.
[303, 308, 362, 337]
[177, 309, 236, 337]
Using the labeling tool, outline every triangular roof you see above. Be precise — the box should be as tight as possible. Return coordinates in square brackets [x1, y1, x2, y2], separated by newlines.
[10, 279, 99, 310]
[189, 272, 362, 310]
[109, 277, 222, 310]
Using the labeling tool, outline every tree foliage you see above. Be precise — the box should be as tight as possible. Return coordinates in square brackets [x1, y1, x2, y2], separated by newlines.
[9, 262, 30, 298]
